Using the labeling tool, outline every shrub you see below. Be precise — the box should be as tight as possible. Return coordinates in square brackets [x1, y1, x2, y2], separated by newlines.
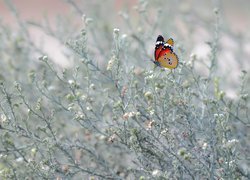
[0, 0, 249, 179]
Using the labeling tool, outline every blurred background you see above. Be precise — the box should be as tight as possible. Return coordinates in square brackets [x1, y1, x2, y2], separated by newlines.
[0, 0, 250, 98]
[1, 0, 250, 33]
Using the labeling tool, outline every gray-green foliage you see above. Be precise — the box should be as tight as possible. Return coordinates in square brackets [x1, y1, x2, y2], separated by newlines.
[0, 0, 249, 179]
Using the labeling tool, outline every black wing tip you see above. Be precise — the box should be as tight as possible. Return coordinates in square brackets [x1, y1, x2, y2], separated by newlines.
[156, 35, 164, 42]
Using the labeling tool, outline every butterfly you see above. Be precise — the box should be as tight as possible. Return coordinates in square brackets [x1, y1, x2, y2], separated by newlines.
[153, 35, 179, 69]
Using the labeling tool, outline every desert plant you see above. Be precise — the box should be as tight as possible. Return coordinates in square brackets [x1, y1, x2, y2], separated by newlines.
[0, 0, 249, 179]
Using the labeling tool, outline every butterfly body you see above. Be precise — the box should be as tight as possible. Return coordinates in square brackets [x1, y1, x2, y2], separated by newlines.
[154, 35, 178, 69]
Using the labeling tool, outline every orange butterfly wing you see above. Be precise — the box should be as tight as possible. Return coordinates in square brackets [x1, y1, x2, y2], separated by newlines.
[154, 35, 165, 60]
[154, 36, 178, 69]
[155, 44, 164, 60]
[157, 50, 178, 69]
[166, 38, 174, 46]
